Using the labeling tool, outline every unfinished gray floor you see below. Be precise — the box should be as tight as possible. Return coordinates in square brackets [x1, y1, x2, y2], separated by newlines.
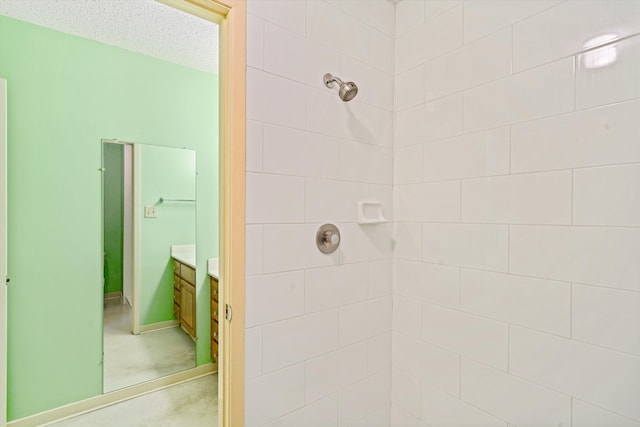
[49, 374, 218, 427]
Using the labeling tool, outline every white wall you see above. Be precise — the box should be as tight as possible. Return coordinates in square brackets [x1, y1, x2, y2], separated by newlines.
[393, 1, 640, 426]
[244, 1, 395, 426]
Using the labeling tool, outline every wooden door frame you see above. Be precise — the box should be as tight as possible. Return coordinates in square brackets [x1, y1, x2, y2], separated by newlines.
[157, 1, 247, 426]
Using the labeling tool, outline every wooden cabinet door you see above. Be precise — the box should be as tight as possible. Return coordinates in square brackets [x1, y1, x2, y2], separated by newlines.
[180, 280, 196, 337]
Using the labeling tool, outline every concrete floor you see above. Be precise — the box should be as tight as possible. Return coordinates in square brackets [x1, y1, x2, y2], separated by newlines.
[103, 298, 196, 392]
[50, 374, 218, 427]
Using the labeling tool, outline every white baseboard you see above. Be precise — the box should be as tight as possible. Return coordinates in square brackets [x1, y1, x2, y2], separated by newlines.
[8, 364, 217, 427]
[139, 319, 179, 334]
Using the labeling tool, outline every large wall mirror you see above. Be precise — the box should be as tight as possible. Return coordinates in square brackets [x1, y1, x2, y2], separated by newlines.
[0, 1, 220, 421]
[102, 140, 198, 392]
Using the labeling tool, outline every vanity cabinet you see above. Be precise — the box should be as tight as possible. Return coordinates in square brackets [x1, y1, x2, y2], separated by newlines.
[210, 276, 219, 364]
[172, 259, 196, 338]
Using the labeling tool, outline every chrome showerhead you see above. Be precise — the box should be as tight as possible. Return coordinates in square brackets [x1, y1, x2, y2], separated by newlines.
[323, 73, 358, 102]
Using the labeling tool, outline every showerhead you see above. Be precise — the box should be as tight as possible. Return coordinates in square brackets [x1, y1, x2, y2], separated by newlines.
[323, 73, 358, 102]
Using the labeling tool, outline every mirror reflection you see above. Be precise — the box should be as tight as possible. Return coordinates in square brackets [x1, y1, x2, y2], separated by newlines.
[102, 141, 197, 392]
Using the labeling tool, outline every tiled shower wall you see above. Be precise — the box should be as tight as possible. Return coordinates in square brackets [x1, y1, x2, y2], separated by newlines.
[244, 1, 395, 426]
[392, 1, 640, 426]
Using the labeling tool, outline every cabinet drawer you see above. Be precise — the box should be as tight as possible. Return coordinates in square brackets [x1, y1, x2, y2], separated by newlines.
[181, 264, 196, 284]
[173, 260, 181, 275]
[211, 299, 219, 322]
[173, 274, 181, 290]
[210, 277, 219, 302]
[211, 319, 219, 343]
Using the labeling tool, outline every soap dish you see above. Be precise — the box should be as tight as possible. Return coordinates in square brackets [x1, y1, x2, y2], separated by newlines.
[357, 201, 388, 224]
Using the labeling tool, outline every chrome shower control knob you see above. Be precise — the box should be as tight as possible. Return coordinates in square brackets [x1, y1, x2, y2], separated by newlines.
[316, 224, 341, 254]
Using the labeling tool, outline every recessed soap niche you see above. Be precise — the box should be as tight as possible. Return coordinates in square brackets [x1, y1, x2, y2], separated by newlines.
[357, 201, 387, 224]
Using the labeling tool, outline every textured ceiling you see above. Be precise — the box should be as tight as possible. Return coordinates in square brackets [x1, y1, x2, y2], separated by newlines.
[0, 0, 219, 73]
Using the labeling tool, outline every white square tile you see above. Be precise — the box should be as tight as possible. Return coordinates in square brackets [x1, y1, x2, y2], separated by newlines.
[262, 394, 339, 427]
[367, 184, 393, 223]
[396, 6, 463, 73]
[369, 107, 394, 148]
[510, 326, 640, 420]
[363, 0, 395, 37]
[394, 181, 460, 222]
[305, 263, 369, 313]
[577, 35, 640, 109]
[246, 271, 305, 327]
[339, 296, 392, 346]
[306, 0, 342, 51]
[340, 141, 392, 185]
[395, 0, 424, 38]
[395, 66, 424, 112]
[245, 363, 305, 427]
[305, 342, 368, 402]
[461, 269, 570, 336]
[246, 173, 305, 223]
[246, 120, 263, 172]
[262, 309, 339, 372]
[340, 9, 372, 64]
[421, 385, 508, 427]
[305, 178, 367, 223]
[461, 170, 572, 225]
[461, 358, 571, 426]
[307, 88, 372, 143]
[368, 260, 392, 299]
[367, 332, 392, 375]
[393, 332, 460, 397]
[245, 326, 262, 380]
[511, 99, 640, 173]
[264, 23, 307, 83]
[422, 127, 510, 182]
[463, 58, 575, 133]
[263, 0, 306, 35]
[247, 13, 264, 69]
[247, 68, 306, 128]
[394, 259, 460, 309]
[513, 0, 640, 72]
[391, 368, 421, 418]
[390, 405, 428, 427]
[262, 224, 339, 274]
[424, 27, 512, 101]
[422, 223, 509, 272]
[246, 224, 263, 275]
[573, 284, 640, 356]
[262, 124, 341, 179]
[573, 399, 640, 427]
[366, 404, 391, 427]
[424, 1, 461, 22]
[395, 93, 463, 146]
[339, 371, 391, 427]
[394, 144, 423, 185]
[370, 29, 394, 75]
[393, 296, 422, 339]
[422, 303, 508, 370]
[340, 223, 393, 264]
[463, 0, 564, 44]
[393, 223, 422, 261]
[573, 164, 640, 227]
[509, 225, 640, 291]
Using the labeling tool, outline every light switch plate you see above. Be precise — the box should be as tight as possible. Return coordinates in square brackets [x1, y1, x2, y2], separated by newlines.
[145, 206, 158, 218]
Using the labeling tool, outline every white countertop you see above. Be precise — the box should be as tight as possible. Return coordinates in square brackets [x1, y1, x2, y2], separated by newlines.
[207, 258, 219, 279]
[171, 244, 196, 269]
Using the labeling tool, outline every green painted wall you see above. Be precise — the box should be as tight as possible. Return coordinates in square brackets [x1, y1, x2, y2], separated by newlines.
[0, 16, 219, 421]
[103, 143, 124, 295]
[139, 145, 196, 325]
